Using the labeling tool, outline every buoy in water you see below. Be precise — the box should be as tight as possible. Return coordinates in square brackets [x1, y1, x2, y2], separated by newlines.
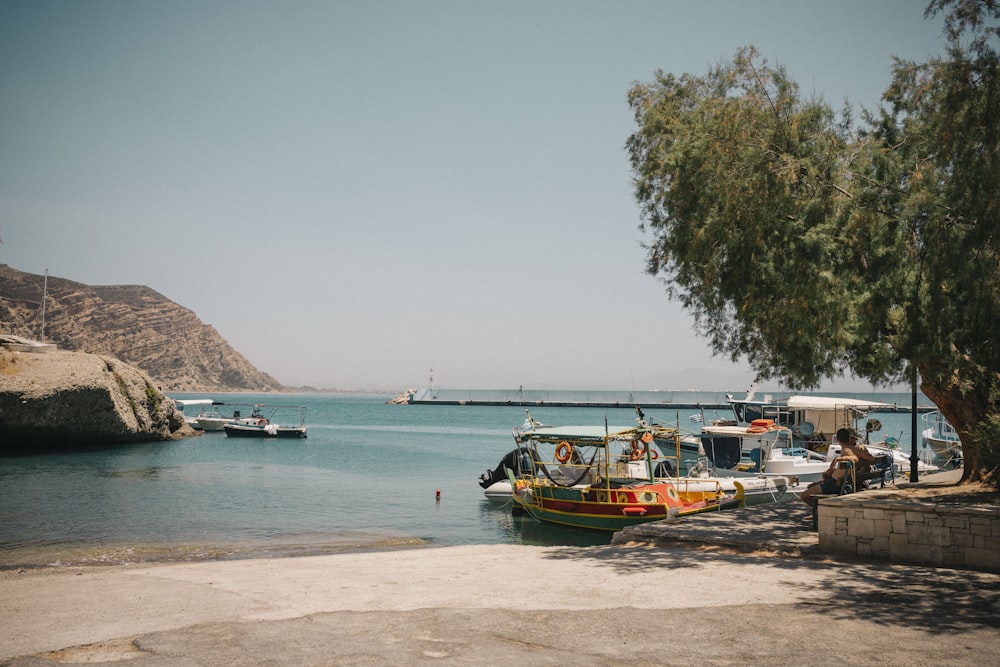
[436, 488, 441, 502]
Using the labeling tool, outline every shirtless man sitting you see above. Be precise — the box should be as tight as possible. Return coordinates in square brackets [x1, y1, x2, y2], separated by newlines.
[799, 428, 875, 506]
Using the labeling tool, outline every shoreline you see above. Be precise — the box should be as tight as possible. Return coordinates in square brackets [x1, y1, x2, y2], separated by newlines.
[0, 533, 440, 572]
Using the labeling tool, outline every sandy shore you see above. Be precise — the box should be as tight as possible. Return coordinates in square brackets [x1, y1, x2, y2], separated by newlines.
[3, 542, 999, 665]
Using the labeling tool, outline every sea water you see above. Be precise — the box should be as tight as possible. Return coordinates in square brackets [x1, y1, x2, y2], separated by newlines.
[0, 392, 923, 568]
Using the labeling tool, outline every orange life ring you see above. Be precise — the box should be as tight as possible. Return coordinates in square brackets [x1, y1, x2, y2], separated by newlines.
[649, 449, 658, 460]
[641, 432, 654, 445]
[631, 447, 646, 461]
[555, 441, 573, 463]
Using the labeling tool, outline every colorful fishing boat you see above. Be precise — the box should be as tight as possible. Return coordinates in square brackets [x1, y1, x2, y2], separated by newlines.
[508, 423, 744, 532]
[480, 413, 787, 506]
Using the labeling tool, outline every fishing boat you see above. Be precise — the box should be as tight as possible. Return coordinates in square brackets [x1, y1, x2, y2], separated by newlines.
[920, 410, 963, 467]
[723, 387, 896, 449]
[703, 385, 947, 481]
[481, 412, 786, 505]
[223, 404, 308, 438]
[480, 446, 786, 506]
[506, 422, 743, 532]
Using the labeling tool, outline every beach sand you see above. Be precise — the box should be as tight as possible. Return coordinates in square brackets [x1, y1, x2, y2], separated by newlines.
[3, 542, 999, 665]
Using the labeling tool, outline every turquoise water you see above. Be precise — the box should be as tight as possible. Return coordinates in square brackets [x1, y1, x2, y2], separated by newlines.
[0, 393, 922, 568]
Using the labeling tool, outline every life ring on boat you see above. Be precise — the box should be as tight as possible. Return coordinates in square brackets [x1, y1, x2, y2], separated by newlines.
[641, 431, 654, 445]
[630, 447, 658, 461]
[257, 419, 267, 427]
[555, 441, 573, 463]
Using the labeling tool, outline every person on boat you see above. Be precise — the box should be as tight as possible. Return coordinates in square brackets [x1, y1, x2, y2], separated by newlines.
[799, 428, 876, 506]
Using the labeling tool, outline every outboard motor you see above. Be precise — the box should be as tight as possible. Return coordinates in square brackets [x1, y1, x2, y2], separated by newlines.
[479, 447, 532, 489]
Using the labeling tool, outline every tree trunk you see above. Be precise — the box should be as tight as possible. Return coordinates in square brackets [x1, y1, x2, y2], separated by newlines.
[919, 372, 986, 484]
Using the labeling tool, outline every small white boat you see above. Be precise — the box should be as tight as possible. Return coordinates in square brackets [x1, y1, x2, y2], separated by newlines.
[173, 398, 224, 431]
[698, 419, 831, 482]
[752, 446, 830, 483]
[223, 405, 308, 439]
[195, 405, 245, 431]
[920, 410, 963, 467]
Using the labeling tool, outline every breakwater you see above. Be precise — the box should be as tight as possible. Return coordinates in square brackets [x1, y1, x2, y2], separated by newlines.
[401, 388, 934, 412]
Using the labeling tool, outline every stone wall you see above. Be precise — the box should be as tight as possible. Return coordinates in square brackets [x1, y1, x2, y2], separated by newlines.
[817, 495, 1000, 572]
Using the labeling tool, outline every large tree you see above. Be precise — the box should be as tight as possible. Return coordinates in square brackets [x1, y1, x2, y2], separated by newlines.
[626, 0, 999, 484]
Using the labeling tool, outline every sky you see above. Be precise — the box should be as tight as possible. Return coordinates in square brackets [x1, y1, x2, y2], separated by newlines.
[0, 1, 948, 392]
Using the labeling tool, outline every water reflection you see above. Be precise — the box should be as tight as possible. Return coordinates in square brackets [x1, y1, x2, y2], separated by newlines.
[478, 500, 612, 548]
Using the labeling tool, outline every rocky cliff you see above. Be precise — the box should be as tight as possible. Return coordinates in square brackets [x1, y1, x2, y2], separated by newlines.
[0, 265, 283, 392]
[0, 348, 198, 448]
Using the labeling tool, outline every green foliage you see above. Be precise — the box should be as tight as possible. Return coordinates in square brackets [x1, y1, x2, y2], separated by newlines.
[972, 381, 1000, 484]
[627, 1, 1000, 483]
[627, 47, 904, 388]
[145, 385, 162, 412]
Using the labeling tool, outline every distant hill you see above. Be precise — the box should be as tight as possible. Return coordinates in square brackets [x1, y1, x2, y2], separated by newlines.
[0, 264, 283, 392]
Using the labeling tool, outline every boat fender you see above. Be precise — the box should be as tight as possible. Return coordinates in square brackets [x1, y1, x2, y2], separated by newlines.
[555, 441, 573, 463]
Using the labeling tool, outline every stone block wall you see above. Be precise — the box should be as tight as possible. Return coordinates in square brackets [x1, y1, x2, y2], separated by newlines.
[817, 495, 1000, 572]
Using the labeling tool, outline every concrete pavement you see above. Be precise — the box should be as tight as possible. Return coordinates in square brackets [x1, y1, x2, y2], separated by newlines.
[2, 541, 998, 665]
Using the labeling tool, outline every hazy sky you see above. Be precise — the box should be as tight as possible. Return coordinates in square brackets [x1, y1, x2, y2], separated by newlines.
[1, 1, 946, 391]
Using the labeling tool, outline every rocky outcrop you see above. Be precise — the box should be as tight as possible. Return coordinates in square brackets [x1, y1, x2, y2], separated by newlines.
[0, 265, 283, 392]
[0, 348, 198, 448]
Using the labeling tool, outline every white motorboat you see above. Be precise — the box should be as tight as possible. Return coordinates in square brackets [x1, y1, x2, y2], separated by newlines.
[697, 419, 831, 482]
[724, 388, 896, 449]
[195, 405, 245, 431]
[920, 410, 963, 467]
[173, 398, 223, 431]
[223, 405, 308, 439]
